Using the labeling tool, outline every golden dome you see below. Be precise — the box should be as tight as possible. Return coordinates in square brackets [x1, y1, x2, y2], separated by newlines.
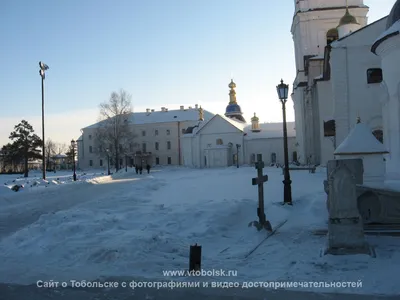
[251, 113, 259, 122]
[228, 79, 236, 89]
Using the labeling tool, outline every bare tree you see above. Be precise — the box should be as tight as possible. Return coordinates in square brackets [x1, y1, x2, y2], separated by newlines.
[45, 139, 57, 171]
[56, 142, 68, 155]
[95, 89, 136, 171]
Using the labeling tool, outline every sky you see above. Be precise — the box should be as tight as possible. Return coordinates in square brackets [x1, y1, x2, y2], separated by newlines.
[0, 0, 396, 148]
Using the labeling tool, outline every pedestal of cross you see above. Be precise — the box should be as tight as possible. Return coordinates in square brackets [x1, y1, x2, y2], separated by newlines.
[249, 154, 272, 231]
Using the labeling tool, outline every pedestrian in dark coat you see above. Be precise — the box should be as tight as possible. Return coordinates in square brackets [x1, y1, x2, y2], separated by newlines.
[135, 165, 139, 174]
[139, 166, 143, 174]
[146, 164, 151, 174]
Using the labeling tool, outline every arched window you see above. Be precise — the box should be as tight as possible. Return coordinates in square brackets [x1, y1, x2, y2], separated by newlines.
[372, 129, 383, 143]
[216, 138, 223, 145]
[327, 28, 339, 45]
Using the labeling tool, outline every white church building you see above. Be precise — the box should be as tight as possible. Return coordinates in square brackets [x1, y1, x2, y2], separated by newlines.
[291, 0, 386, 166]
[181, 80, 297, 168]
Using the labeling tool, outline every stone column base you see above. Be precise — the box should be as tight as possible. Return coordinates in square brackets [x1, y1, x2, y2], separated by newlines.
[323, 243, 375, 257]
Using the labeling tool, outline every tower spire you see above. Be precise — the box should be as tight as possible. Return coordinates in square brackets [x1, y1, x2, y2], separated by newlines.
[228, 79, 237, 104]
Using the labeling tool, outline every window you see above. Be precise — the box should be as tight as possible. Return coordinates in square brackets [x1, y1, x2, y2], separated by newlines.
[89, 146, 93, 153]
[156, 157, 160, 165]
[142, 130, 146, 137]
[100, 159, 103, 166]
[372, 129, 383, 143]
[155, 130, 158, 136]
[155, 142, 159, 150]
[367, 68, 383, 84]
[166, 129, 170, 135]
[167, 141, 171, 150]
[216, 138, 223, 145]
[271, 153, 277, 164]
[89, 134, 92, 140]
[182, 128, 186, 134]
[167, 157, 172, 165]
[293, 151, 298, 162]
[142, 143, 147, 152]
[89, 160, 93, 166]
[326, 28, 339, 45]
[324, 120, 336, 137]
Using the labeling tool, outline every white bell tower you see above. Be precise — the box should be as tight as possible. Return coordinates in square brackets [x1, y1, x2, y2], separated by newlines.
[292, 0, 368, 83]
[291, 0, 368, 164]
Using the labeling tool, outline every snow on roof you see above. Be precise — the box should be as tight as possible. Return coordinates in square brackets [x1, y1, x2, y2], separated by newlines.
[314, 74, 323, 80]
[193, 114, 245, 135]
[83, 107, 215, 129]
[372, 19, 400, 54]
[244, 122, 295, 139]
[334, 122, 388, 155]
[219, 114, 246, 131]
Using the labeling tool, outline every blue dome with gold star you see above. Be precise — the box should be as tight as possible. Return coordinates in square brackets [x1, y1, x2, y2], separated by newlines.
[224, 79, 246, 123]
[226, 103, 242, 114]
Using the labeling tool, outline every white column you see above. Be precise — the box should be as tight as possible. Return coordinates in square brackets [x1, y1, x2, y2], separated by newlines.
[377, 37, 400, 181]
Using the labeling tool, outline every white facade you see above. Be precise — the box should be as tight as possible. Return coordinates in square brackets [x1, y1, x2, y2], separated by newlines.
[181, 115, 244, 168]
[291, 0, 368, 164]
[331, 17, 387, 148]
[372, 13, 400, 181]
[181, 115, 297, 168]
[78, 106, 214, 170]
[244, 123, 297, 165]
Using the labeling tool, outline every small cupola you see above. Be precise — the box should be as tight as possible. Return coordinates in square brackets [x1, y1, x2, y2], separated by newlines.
[251, 112, 260, 132]
[337, 1, 361, 38]
[198, 106, 204, 121]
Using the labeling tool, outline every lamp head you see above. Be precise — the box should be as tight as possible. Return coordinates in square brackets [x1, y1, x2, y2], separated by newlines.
[276, 79, 289, 101]
[39, 61, 49, 70]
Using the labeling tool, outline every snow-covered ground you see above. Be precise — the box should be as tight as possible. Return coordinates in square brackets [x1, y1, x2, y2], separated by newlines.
[0, 166, 399, 296]
[0, 169, 109, 195]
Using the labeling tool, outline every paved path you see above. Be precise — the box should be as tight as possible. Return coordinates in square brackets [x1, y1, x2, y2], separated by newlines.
[0, 282, 397, 300]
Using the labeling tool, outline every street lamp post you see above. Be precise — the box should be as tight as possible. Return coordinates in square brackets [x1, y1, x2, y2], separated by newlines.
[106, 148, 111, 175]
[236, 144, 241, 168]
[276, 79, 292, 205]
[71, 139, 77, 181]
[125, 154, 128, 172]
[39, 61, 49, 180]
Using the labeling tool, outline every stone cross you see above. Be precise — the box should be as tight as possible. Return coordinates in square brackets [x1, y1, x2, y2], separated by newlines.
[250, 154, 271, 230]
[324, 159, 371, 256]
